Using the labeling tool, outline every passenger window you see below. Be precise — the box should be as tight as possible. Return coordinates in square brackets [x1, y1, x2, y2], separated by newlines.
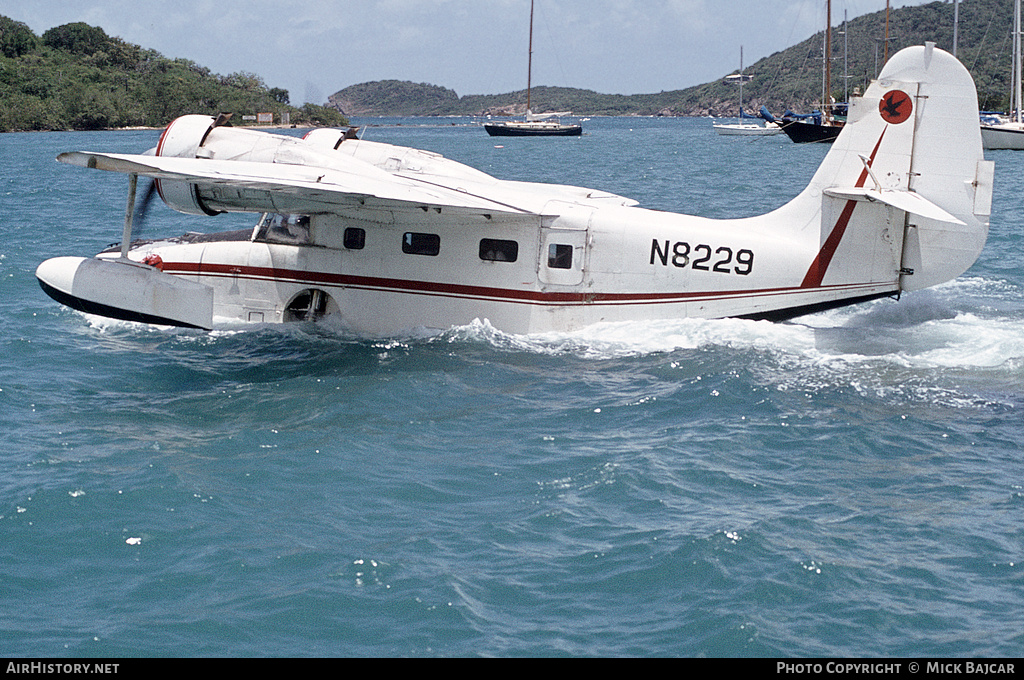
[479, 238, 519, 262]
[344, 227, 365, 250]
[548, 243, 573, 269]
[403, 232, 440, 256]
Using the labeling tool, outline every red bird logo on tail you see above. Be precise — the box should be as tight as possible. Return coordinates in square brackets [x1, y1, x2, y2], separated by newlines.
[879, 90, 913, 124]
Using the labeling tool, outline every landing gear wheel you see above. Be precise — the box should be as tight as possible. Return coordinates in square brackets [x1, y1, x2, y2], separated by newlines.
[284, 289, 330, 322]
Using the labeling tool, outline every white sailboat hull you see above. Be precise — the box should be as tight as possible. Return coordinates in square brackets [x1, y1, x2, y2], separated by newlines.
[981, 123, 1024, 149]
[713, 122, 783, 136]
[983, 0, 1024, 150]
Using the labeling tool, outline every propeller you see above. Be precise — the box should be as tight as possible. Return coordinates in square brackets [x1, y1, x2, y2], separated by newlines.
[130, 179, 158, 242]
[120, 112, 233, 252]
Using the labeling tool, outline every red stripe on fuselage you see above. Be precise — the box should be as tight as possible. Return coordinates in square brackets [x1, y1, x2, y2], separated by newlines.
[160, 261, 888, 308]
[800, 128, 888, 288]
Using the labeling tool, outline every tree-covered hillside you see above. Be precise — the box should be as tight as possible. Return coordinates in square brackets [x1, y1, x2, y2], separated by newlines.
[328, 0, 1021, 117]
[0, 17, 348, 132]
[327, 80, 462, 117]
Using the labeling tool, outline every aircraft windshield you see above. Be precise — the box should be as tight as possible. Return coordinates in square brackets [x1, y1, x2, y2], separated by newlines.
[254, 213, 312, 245]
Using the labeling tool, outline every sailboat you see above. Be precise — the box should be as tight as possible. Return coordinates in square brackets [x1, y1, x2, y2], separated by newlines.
[981, 0, 1024, 149]
[483, 1, 583, 137]
[781, 0, 844, 143]
[713, 46, 784, 136]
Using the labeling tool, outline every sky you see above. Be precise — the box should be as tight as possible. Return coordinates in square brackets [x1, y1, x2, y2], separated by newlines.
[0, 0, 940, 105]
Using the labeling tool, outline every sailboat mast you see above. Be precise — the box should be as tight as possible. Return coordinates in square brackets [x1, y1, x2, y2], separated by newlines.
[527, 0, 534, 114]
[885, 1, 890, 64]
[1015, 0, 1022, 124]
[844, 10, 849, 103]
[953, 0, 960, 57]
[739, 46, 744, 116]
[825, 0, 832, 122]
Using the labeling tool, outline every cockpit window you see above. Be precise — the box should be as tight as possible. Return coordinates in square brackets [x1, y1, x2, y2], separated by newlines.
[254, 214, 312, 244]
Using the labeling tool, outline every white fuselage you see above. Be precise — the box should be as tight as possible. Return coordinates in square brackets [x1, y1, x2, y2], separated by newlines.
[116, 191, 900, 335]
[39, 45, 993, 336]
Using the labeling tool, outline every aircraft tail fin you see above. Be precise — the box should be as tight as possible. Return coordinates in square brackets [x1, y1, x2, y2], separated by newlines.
[789, 43, 992, 293]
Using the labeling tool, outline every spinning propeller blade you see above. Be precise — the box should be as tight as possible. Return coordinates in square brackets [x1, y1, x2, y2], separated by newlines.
[130, 179, 158, 241]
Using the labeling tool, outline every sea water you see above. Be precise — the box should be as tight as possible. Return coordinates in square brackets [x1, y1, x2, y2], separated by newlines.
[0, 117, 1022, 658]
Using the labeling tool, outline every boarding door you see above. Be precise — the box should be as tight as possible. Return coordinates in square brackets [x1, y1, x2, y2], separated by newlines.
[538, 223, 589, 286]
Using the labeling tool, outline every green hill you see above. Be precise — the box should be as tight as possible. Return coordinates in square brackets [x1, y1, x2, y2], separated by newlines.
[328, 0, 1020, 117]
[0, 18, 348, 132]
[326, 80, 461, 117]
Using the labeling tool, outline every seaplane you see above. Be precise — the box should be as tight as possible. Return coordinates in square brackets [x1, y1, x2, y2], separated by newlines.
[37, 44, 993, 336]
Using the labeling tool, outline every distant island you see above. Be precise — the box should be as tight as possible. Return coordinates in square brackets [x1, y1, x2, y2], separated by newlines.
[327, 0, 1016, 118]
[1, 0, 1017, 132]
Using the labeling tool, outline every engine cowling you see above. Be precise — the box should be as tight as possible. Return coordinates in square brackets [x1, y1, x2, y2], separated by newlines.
[153, 115, 222, 215]
[151, 114, 351, 216]
[155, 114, 216, 159]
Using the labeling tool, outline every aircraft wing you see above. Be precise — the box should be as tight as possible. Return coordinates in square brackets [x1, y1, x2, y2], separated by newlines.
[57, 151, 636, 217]
[57, 151, 545, 216]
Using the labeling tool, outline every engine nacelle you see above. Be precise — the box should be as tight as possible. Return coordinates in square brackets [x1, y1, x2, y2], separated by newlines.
[155, 114, 216, 159]
[301, 128, 356, 151]
[153, 115, 223, 215]
[154, 177, 223, 216]
[152, 114, 352, 216]
[149, 113, 490, 217]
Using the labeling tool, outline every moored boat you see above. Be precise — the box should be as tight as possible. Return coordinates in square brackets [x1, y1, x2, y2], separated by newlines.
[483, 1, 582, 138]
[781, 0, 846, 144]
[981, 0, 1024, 150]
[713, 120, 784, 136]
[712, 48, 783, 136]
[780, 110, 844, 143]
[484, 114, 582, 137]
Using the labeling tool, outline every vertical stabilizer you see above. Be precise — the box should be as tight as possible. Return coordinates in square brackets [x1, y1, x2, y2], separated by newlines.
[885, 44, 993, 290]
[799, 43, 992, 292]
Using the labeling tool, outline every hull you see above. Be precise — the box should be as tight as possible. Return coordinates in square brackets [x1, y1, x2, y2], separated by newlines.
[38, 202, 904, 336]
[981, 123, 1024, 149]
[781, 120, 843, 143]
[484, 122, 583, 137]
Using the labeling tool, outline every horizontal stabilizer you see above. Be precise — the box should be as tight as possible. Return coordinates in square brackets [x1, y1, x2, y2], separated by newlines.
[823, 187, 965, 225]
